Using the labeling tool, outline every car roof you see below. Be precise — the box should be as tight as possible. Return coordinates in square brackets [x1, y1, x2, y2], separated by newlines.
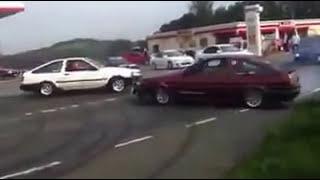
[208, 44, 235, 48]
[162, 49, 181, 53]
[200, 54, 257, 60]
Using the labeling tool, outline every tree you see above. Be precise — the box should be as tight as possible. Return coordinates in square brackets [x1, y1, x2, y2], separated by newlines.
[189, 1, 214, 26]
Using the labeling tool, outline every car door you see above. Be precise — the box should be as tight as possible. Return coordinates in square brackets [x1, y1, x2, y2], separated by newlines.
[59, 59, 104, 90]
[228, 58, 271, 99]
[174, 58, 230, 99]
[152, 52, 165, 68]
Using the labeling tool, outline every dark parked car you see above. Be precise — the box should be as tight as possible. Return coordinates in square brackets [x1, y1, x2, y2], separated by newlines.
[105, 57, 140, 69]
[0, 68, 19, 79]
[294, 36, 320, 63]
[132, 55, 300, 108]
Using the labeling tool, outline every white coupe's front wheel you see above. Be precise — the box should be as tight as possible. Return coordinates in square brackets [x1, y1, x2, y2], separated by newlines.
[111, 78, 126, 92]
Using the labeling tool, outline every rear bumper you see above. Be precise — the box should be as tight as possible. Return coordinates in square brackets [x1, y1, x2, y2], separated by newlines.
[264, 86, 300, 101]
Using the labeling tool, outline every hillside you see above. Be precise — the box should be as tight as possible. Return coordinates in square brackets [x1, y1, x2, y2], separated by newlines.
[0, 38, 146, 69]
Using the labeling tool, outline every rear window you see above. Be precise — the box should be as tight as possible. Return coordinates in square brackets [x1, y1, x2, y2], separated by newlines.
[32, 61, 63, 74]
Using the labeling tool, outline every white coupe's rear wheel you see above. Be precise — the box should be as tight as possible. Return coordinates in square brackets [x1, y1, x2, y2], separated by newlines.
[40, 82, 54, 96]
[244, 90, 263, 108]
[111, 78, 126, 92]
[155, 88, 170, 105]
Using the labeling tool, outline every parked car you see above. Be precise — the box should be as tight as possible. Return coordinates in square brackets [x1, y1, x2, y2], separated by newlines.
[0, 67, 19, 79]
[121, 47, 150, 65]
[150, 50, 195, 70]
[196, 44, 254, 61]
[294, 36, 320, 63]
[20, 57, 141, 96]
[105, 56, 140, 69]
[132, 54, 300, 108]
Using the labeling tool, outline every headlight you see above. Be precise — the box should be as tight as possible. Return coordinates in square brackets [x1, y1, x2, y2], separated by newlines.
[295, 53, 300, 57]
[131, 71, 142, 77]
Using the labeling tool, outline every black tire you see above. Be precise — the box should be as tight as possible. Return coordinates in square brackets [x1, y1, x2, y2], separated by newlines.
[244, 89, 263, 108]
[109, 77, 126, 93]
[39, 82, 55, 96]
[152, 63, 157, 70]
[154, 88, 171, 105]
[167, 61, 173, 70]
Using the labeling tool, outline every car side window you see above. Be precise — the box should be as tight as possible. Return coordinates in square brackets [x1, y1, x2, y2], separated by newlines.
[66, 60, 97, 72]
[33, 61, 63, 74]
[202, 59, 227, 74]
[231, 59, 264, 74]
[203, 47, 218, 54]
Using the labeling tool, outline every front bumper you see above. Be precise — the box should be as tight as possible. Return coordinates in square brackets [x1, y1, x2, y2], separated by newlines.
[264, 86, 301, 101]
[20, 84, 39, 92]
[173, 62, 193, 68]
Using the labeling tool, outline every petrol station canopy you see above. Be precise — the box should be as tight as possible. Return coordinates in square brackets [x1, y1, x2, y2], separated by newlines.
[0, 2, 24, 19]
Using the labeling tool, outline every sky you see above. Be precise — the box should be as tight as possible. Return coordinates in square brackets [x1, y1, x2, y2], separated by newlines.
[0, 1, 235, 55]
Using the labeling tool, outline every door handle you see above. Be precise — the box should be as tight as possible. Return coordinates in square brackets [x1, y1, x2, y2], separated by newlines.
[64, 73, 70, 76]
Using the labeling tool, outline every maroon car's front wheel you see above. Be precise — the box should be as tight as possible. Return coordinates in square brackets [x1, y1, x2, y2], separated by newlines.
[244, 89, 263, 108]
[155, 88, 171, 105]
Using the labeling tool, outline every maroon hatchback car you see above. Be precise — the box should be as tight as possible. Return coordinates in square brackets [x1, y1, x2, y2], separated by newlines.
[132, 55, 300, 108]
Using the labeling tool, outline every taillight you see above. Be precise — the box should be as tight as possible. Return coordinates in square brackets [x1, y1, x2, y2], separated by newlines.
[288, 71, 299, 86]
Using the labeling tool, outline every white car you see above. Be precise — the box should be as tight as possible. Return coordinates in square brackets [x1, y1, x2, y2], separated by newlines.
[196, 44, 254, 61]
[20, 57, 142, 96]
[150, 50, 195, 70]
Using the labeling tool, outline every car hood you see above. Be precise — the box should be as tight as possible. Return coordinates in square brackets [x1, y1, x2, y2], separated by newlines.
[100, 67, 140, 73]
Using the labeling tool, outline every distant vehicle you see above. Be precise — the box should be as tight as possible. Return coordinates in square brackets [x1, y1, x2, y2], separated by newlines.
[0, 67, 19, 79]
[105, 56, 140, 69]
[20, 57, 141, 96]
[196, 44, 254, 61]
[132, 54, 300, 108]
[150, 50, 195, 70]
[294, 36, 320, 63]
[121, 47, 150, 65]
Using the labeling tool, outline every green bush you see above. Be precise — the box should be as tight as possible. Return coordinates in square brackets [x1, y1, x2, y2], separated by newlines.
[230, 101, 320, 179]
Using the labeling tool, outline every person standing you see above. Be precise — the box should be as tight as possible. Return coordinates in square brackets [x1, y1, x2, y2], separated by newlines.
[291, 30, 300, 54]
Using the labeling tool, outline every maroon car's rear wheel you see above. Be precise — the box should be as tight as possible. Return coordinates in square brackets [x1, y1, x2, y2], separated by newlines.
[244, 89, 263, 108]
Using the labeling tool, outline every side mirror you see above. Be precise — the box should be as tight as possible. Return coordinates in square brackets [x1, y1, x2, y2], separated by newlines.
[183, 65, 200, 76]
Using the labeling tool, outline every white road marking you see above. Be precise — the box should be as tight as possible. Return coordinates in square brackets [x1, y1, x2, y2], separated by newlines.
[312, 88, 320, 93]
[59, 107, 66, 110]
[239, 109, 250, 113]
[186, 117, 217, 128]
[40, 109, 57, 113]
[25, 112, 33, 116]
[0, 161, 61, 179]
[87, 101, 100, 105]
[115, 136, 153, 148]
[70, 104, 79, 108]
[104, 98, 117, 102]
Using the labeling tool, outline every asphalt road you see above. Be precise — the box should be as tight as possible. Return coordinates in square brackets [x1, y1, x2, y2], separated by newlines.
[0, 58, 319, 179]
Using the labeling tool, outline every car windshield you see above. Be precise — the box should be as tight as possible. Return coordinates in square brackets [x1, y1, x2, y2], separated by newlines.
[220, 45, 240, 52]
[86, 58, 105, 68]
[163, 51, 183, 57]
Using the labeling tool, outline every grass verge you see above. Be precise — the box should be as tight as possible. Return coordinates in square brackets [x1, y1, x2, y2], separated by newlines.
[228, 101, 320, 178]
